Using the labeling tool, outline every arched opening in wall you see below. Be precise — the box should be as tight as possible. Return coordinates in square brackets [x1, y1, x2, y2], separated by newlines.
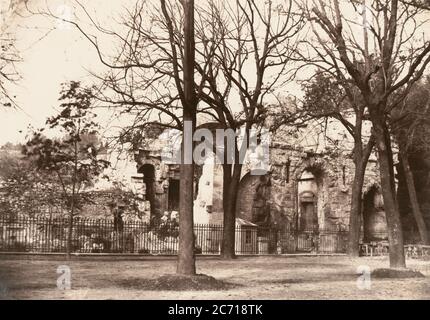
[297, 170, 320, 231]
[236, 173, 271, 226]
[139, 164, 156, 221]
[168, 179, 180, 212]
[362, 186, 387, 242]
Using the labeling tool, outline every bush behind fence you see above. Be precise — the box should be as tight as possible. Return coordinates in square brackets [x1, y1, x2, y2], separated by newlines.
[0, 215, 349, 254]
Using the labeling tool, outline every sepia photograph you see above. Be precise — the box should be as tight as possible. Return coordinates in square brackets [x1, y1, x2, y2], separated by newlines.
[0, 0, 430, 307]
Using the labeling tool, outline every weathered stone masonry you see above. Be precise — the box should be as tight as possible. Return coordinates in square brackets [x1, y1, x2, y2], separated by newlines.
[133, 137, 382, 236]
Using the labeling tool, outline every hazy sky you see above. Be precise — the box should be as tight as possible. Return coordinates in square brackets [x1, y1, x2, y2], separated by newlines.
[1, 0, 429, 146]
[0, 0, 307, 145]
[0, 0, 126, 144]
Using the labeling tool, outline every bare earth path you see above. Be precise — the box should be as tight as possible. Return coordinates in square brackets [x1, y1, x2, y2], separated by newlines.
[0, 255, 429, 299]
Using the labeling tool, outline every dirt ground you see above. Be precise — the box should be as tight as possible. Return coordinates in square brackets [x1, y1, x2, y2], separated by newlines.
[0, 255, 429, 300]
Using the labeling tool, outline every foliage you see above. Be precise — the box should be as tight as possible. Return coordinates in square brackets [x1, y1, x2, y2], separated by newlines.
[23, 81, 110, 213]
[303, 72, 349, 118]
[119, 123, 167, 151]
[0, 144, 65, 217]
[392, 77, 430, 154]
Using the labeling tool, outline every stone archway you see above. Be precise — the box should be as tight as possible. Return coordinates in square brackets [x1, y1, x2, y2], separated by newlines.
[296, 166, 325, 230]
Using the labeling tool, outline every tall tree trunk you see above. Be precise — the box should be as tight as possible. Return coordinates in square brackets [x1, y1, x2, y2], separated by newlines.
[400, 148, 429, 244]
[66, 139, 79, 260]
[347, 160, 366, 257]
[66, 199, 74, 260]
[221, 163, 234, 259]
[221, 163, 242, 259]
[374, 120, 406, 268]
[177, 152, 196, 275]
[348, 135, 374, 256]
[177, 0, 196, 276]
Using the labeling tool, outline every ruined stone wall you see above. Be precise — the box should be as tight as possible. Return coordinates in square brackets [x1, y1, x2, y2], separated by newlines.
[131, 126, 382, 232]
[234, 142, 381, 230]
[266, 144, 350, 229]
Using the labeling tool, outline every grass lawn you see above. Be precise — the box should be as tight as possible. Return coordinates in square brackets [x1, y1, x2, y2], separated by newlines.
[0, 255, 429, 300]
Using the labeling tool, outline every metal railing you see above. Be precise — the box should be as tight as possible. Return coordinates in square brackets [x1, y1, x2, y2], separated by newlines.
[0, 215, 349, 255]
[359, 231, 430, 257]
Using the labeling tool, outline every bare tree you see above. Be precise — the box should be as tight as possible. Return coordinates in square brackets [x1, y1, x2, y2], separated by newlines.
[401, 0, 430, 10]
[176, 0, 197, 275]
[0, 0, 23, 107]
[192, 0, 303, 258]
[301, 71, 375, 256]
[34, 0, 200, 274]
[35, 0, 302, 260]
[301, 0, 430, 268]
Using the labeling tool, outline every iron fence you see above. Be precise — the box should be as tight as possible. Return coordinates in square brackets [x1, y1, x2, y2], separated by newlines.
[359, 231, 430, 257]
[0, 215, 349, 255]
